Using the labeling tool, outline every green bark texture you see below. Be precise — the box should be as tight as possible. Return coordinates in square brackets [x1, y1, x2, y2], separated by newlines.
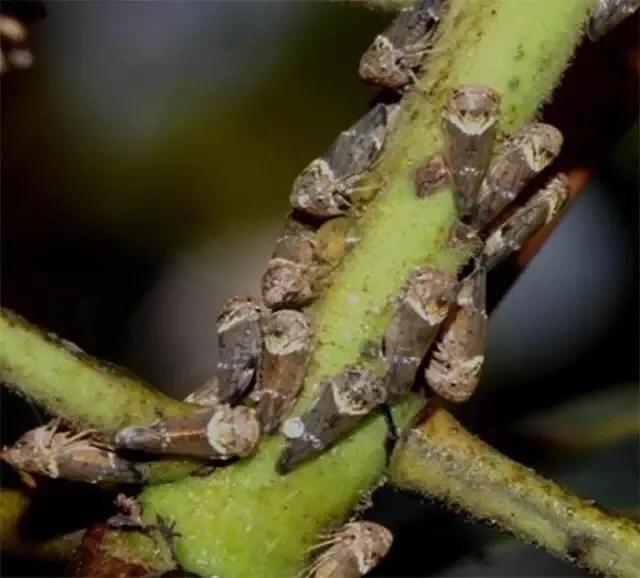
[0, 309, 188, 435]
[390, 407, 640, 578]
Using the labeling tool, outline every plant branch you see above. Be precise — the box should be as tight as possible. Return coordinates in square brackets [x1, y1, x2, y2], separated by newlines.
[0, 309, 202, 483]
[0, 309, 188, 435]
[390, 405, 640, 578]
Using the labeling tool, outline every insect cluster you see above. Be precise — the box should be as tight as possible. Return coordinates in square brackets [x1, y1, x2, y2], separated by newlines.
[1, 1, 632, 575]
[277, 84, 569, 476]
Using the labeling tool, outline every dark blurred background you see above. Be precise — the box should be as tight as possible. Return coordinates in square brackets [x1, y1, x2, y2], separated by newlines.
[1, 2, 638, 577]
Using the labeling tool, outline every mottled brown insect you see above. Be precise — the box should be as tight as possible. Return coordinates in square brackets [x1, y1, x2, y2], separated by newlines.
[114, 404, 260, 460]
[482, 173, 570, 271]
[414, 154, 451, 198]
[0, 420, 142, 485]
[305, 521, 393, 578]
[472, 123, 563, 230]
[214, 296, 263, 402]
[290, 104, 397, 218]
[359, 0, 442, 90]
[251, 309, 314, 433]
[441, 85, 501, 216]
[587, 0, 639, 40]
[383, 268, 458, 398]
[272, 219, 317, 264]
[277, 365, 387, 473]
[425, 266, 487, 403]
[262, 257, 315, 309]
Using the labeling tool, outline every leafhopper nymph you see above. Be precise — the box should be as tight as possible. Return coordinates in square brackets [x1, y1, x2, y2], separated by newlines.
[414, 153, 451, 198]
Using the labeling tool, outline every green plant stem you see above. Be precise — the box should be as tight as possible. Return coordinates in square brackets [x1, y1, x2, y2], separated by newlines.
[0, 309, 188, 434]
[0, 1, 597, 577]
[0, 309, 202, 482]
[0, 489, 82, 561]
[390, 406, 640, 578]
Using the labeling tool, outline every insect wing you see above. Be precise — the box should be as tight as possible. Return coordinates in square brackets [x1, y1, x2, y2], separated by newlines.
[425, 267, 487, 403]
[254, 310, 313, 433]
[383, 268, 457, 398]
[1, 424, 142, 485]
[56, 444, 142, 484]
[216, 297, 263, 401]
[277, 366, 387, 473]
[473, 123, 563, 230]
[386, 0, 442, 48]
[115, 405, 260, 460]
[441, 85, 500, 216]
[272, 219, 316, 264]
[359, 0, 442, 89]
[290, 158, 348, 218]
[261, 257, 314, 309]
[291, 105, 396, 218]
[326, 104, 394, 181]
[482, 173, 570, 271]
